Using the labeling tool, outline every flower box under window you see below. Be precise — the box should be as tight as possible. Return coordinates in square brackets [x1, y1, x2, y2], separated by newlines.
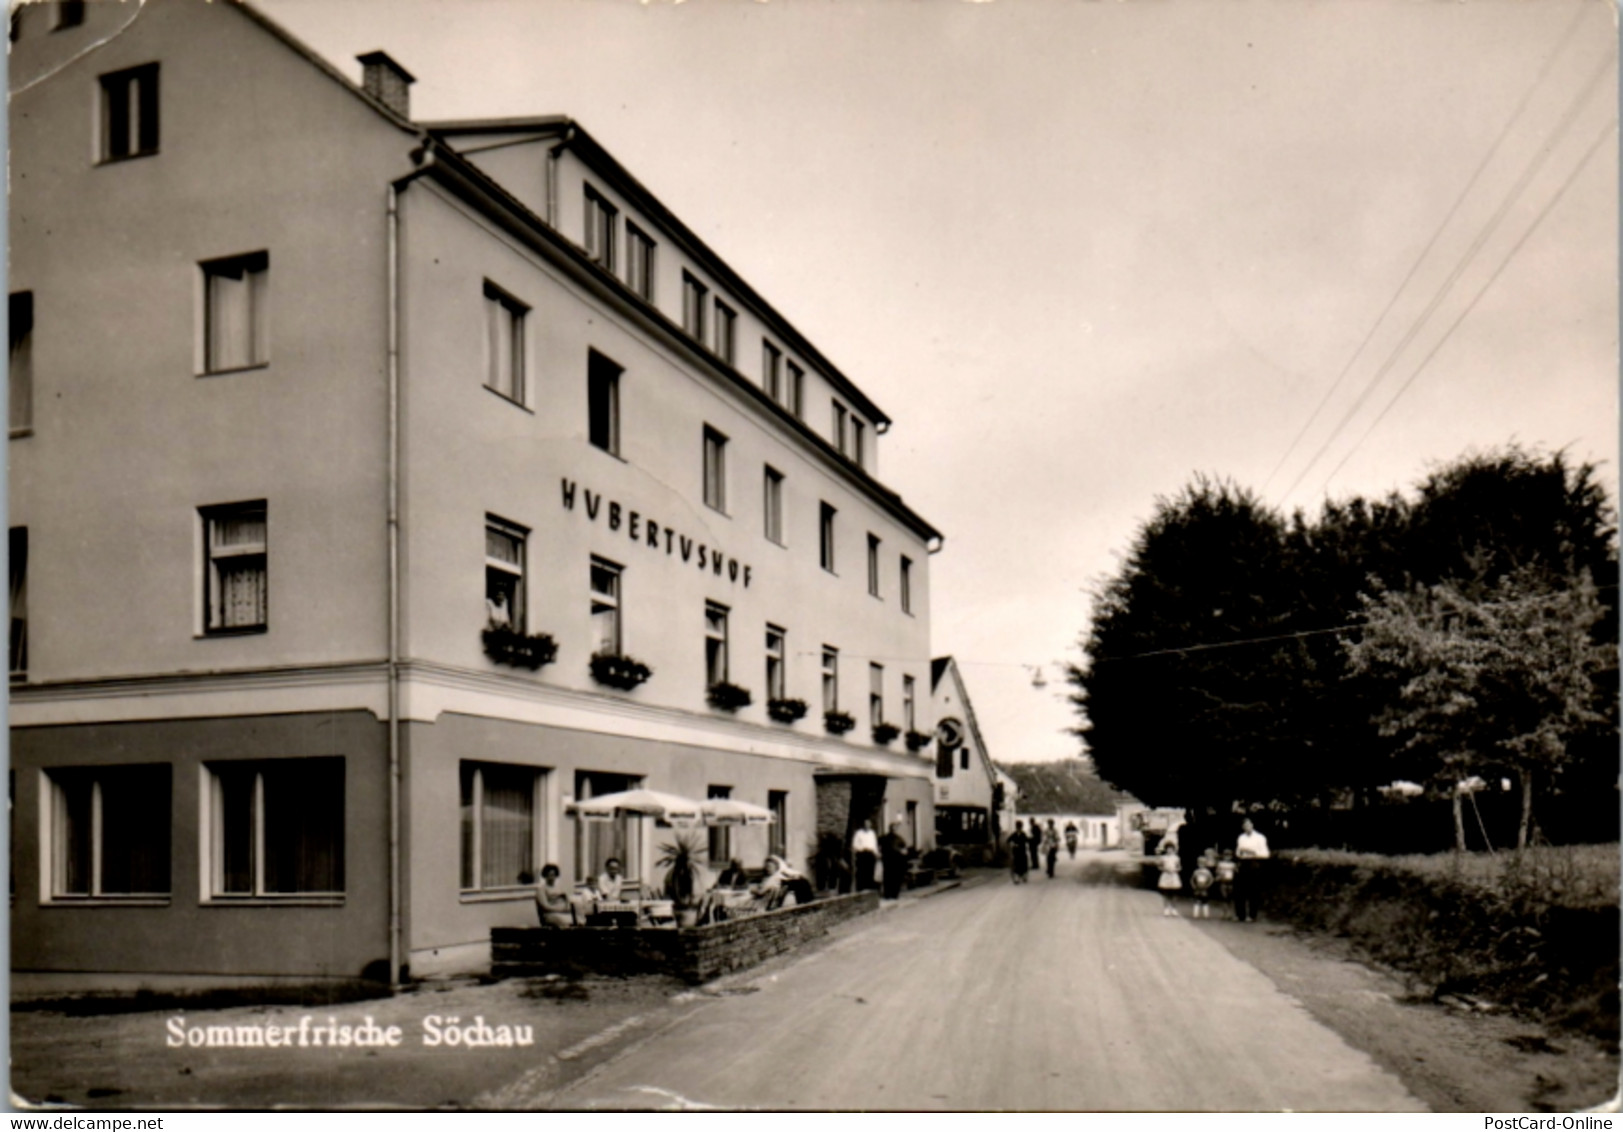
[767, 697, 808, 724]
[824, 709, 856, 735]
[872, 721, 901, 745]
[707, 681, 753, 712]
[482, 627, 557, 671]
[590, 652, 652, 691]
[905, 729, 933, 752]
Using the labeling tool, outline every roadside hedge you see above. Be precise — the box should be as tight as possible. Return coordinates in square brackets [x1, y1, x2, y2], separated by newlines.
[1262, 847, 1618, 1045]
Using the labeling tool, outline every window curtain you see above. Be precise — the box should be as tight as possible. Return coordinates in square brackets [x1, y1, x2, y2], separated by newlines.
[51, 773, 93, 896]
[479, 764, 534, 889]
[98, 765, 171, 894]
[212, 764, 256, 895]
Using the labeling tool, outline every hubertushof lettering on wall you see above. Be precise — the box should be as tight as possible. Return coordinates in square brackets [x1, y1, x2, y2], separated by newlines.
[562, 478, 753, 587]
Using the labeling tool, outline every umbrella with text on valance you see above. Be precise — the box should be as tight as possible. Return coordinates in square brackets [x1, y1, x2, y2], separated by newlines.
[700, 797, 775, 827]
[566, 788, 704, 827]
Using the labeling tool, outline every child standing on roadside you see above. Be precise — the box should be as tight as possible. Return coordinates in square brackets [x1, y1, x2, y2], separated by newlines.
[1190, 851, 1215, 919]
[1214, 849, 1237, 920]
[1156, 842, 1182, 916]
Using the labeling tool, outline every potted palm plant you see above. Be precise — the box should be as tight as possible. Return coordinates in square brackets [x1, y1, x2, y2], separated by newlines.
[656, 833, 708, 929]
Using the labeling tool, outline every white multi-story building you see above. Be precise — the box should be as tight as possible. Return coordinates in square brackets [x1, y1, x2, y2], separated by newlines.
[8, 0, 943, 986]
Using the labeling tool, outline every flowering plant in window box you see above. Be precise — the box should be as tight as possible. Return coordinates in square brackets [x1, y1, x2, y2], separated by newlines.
[871, 721, 901, 745]
[823, 709, 857, 735]
[905, 728, 933, 752]
[481, 627, 558, 671]
[589, 652, 652, 691]
[767, 697, 809, 724]
[706, 681, 753, 712]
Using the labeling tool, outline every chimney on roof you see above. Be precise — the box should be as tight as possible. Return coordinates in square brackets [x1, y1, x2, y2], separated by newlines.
[357, 51, 415, 120]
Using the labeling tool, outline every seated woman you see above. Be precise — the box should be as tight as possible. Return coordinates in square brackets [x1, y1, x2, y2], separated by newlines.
[697, 858, 752, 924]
[752, 855, 813, 909]
[530, 863, 576, 928]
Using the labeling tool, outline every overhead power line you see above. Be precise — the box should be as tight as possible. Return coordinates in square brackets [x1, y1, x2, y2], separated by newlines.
[1279, 45, 1615, 504]
[1319, 115, 1618, 493]
[1261, 3, 1592, 496]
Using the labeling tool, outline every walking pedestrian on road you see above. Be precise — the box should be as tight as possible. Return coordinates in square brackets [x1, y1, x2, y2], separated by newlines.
[1064, 821, 1078, 859]
[1009, 821, 1030, 884]
[1156, 840, 1183, 916]
[1044, 820, 1060, 878]
[1233, 818, 1271, 922]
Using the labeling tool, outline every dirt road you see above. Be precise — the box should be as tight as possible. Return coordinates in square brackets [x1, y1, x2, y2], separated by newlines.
[539, 852, 1426, 1111]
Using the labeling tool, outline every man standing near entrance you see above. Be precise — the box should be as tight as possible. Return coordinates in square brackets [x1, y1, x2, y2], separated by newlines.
[852, 819, 880, 891]
[1233, 818, 1270, 922]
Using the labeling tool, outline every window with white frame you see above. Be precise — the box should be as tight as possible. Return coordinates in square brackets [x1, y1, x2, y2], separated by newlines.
[584, 185, 617, 272]
[900, 556, 914, 615]
[588, 350, 621, 456]
[765, 624, 786, 701]
[201, 501, 267, 634]
[903, 675, 916, 733]
[460, 761, 546, 892]
[484, 281, 526, 404]
[55, 0, 85, 29]
[763, 466, 784, 545]
[10, 292, 32, 434]
[713, 300, 736, 366]
[703, 426, 728, 513]
[485, 516, 526, 631]
[590, 556, 622, 655]
[46, 764, 171, 898]
[768, 790, 787, 858]
[867, 533, 882, 598]
[99, 62, 158, 161]
[869, 663, 884, 728]
[206, 757, 344, 897]
[682, 272, 708, 341]
[705, 601, 730, 686]
[821, 646, 838, 712]
[832, 401, 848, 456]
[626, 222, 656, 301]
[201, 251, 268, 374]
[819, 502, 836, 573]
[762, 340, 782, 401]
[787, 361, 805, 418]
[707, 784, 731, 865]
[9, 527, 26, 682]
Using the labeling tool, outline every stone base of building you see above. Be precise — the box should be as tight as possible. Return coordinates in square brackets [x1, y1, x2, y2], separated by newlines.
[491, 891, 879, 984]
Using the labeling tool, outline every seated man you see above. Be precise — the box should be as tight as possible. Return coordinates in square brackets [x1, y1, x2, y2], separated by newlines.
[593, 857, 627, 903]
[528, 863, 576, 928]
[697, 858, 753, 924]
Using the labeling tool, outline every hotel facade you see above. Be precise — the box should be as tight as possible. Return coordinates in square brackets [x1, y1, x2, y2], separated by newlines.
[8, 0, 943, 985]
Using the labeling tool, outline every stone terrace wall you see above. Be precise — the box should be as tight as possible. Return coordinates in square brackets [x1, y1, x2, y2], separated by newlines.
[491, 891, 880, 984]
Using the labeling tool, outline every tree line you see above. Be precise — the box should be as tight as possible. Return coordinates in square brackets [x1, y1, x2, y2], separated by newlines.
[1067, 447, 1619, 850]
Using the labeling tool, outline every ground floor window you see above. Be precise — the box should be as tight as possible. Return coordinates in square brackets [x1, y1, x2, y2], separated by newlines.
[46, 764, 171, 898]
[707, 784, 732, 865]
[207, 757, 343, 897]
[461, 761, 547, 892]
[936, 807, 990, 845]
[768, 790, 788, 858]
[575, 770, 641, 884]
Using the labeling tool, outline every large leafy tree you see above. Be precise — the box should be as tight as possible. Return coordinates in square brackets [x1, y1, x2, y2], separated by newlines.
[1344, 568, 1613, 848]
[1071, 478, 1299, 812]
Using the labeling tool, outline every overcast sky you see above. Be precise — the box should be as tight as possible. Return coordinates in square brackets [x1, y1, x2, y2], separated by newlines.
[261, 0, 1619, 771]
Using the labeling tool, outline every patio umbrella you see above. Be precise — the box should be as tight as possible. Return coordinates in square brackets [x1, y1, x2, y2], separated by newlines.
[567, 788, 704, 826]
[700, 797, 775, 827]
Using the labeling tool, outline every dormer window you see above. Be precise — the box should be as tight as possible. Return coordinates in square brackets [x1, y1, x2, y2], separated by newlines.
[584, 185, 617, 272]
[683, 272, 708, 342]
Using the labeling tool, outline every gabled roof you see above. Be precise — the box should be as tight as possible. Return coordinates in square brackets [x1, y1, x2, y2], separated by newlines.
[425, 115, 893, 431]
[930, 656, 999, 791]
